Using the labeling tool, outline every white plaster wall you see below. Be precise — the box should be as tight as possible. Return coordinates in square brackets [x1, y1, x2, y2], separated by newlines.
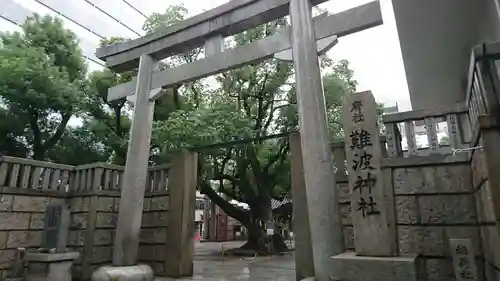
[392, 0, 500, 110]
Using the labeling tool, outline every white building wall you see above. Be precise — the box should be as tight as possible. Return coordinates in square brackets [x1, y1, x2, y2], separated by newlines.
[392, 0, 500, 110]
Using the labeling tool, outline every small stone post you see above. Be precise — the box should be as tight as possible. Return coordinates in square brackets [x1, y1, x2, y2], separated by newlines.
[289, 0, 345, 280]
[331, 91, 420, 281]
[165, 150, 198, 277]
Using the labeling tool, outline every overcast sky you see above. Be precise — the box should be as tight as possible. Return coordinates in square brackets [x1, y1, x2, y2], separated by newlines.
[138, 0, 412, 111]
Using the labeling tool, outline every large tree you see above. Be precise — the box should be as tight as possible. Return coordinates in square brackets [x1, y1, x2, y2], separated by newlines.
[151, 7, 357, 253]
[0, 14, 87, 160]
[64, 5, 204, 165]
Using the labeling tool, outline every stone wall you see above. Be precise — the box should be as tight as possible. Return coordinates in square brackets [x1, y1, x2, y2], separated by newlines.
[337, 180, 354, 251]
[68, 190, 170, 280]
[0, 156, 179, 281]
[336, 153, 481, 281]
[472, 133, 500, 280]
[0, 188, 67, 279]
[382, 155, 479, 281]
[138, 191, 170, 276]
[0, 188, 171, 281]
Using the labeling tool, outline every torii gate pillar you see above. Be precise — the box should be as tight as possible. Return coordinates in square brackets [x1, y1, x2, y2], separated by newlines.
[289, 0, 345, 281]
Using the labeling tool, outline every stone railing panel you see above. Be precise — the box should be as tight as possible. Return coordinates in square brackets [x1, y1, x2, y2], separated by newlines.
[0, 157, 73, 191]
[72, 163, 125, 192]
[382, 103, 470, 157]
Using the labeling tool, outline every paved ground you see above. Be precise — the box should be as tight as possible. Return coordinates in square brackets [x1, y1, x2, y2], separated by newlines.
[155, 241, 296, 281]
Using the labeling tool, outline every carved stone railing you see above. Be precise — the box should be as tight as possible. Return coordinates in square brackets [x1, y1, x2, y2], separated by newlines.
[465, 41, 500, 145]
[0, 156, 170, 193]
[71, 163, 125, 192]
[145, 164, 170, 192]
[382, 103, 470, 157]
[0, 156, 74, 191]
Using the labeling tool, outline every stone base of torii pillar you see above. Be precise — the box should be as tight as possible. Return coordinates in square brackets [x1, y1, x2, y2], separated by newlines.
[91, 265, 154, 281]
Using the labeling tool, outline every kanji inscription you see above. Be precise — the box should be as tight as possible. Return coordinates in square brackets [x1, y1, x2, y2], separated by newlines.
[342, 90, 397, 256]
[450, 239, 478, 281]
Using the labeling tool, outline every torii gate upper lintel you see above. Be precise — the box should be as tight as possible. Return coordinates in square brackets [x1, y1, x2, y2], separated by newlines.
[92, 1, 383, 281]
[106, 1, 382, 102]
[96, 0, 333, 71]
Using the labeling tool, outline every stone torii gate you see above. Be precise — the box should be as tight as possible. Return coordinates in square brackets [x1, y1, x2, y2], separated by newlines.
[91, 1, 382, 281]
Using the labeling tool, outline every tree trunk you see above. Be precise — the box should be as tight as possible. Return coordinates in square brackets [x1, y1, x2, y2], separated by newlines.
[32, 145, 45, 161]
[240, 221, 267, 253]
[239, 220, 289, 255]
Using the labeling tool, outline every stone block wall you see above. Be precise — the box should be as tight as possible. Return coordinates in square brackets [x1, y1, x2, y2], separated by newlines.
[471, 141, 500, 281]
[336, 154, 483, 281]
[337, 180, 354, 250]
[0, 189, 170, 281]
[0, 188, 66, 279]
[69, 190, 170, 280]
[384, 156, 479, 281]
[138, 191, 170, 276]
[83, 192, 119, 277]
[0, 156, 189, 281]
[68, 194, 92, 279]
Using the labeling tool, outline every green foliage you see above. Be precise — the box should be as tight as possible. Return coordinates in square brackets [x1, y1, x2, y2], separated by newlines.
[47, 124, 112, 165]
[0, 14, 87, 160]
[152, 13, 358, 231]
[439, 136, 450, 146]
[142, 4, 188, 34]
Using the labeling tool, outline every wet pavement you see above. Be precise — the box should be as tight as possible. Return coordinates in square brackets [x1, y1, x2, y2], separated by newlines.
[155, 241, 296, 281]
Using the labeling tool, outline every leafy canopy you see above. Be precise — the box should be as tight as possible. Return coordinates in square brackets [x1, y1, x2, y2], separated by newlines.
[0, 14, 87, 160]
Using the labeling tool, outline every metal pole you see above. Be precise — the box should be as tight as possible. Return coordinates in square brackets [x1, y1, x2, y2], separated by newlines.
[289, 0, 345, 280]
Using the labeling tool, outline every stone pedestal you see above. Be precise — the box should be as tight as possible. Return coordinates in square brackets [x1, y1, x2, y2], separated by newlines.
[91, 265, 154, 281]
[330, 252, 420, 281]
[25, 252, 79, 281]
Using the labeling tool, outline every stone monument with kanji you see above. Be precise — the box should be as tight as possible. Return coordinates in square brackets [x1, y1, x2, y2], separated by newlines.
[331, 90, 421, 281]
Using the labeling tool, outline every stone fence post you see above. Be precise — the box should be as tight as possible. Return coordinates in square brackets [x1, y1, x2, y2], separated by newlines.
[164, 150, 197, 277]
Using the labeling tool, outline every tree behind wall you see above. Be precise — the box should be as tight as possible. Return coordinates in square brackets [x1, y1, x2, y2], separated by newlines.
[0, 14, 87, 160]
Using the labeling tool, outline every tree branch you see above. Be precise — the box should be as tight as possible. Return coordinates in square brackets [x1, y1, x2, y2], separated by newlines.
[43, 110, 72, 151]
[264, 139, 289, 174]
[199, 180, 250, 225]
[28, 108, 43, 159]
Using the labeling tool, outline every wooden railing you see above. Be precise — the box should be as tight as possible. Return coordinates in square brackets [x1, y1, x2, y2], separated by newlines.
[382, 104, 470, 157]
[0, 157, 170, 193]
[465, 41, 500, 143]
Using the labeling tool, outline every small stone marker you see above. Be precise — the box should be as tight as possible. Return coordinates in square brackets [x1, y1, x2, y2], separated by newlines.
[342, 91, 397, 256]
[450, 238, 478, 281]
[41, 202, 70, 253]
